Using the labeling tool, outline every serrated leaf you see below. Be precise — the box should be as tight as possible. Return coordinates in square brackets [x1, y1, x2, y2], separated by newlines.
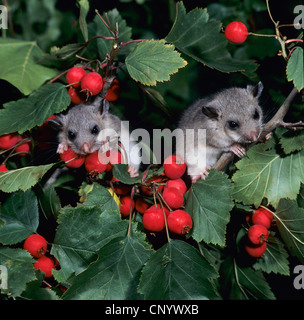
[0, 38, 58, 95]
[77, 0, 89, 42]
[253, 234, 290, 275]
[185, 169, 234, 246]
[232, 139, 304, 208]
[287, 47, 304, 91]
[0, 83, 70, 135]
[279, 129, 304, 154]
[125, 39, 187, 86]
[0, 163, 56, 193]
[0, 247, 36, 297]
[51, 185, 129, 283]
[220, 256, 275, 300]
[138, 239, 219, 300]
[62, 233, 153, 300]
[165, 2, 258, 78]
[276, 199, 304, 263]
[0, 190, 39, 245]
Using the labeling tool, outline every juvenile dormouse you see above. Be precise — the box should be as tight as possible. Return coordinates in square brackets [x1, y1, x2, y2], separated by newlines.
[50, 98, 140, 177]
[175, 82, 264, 183]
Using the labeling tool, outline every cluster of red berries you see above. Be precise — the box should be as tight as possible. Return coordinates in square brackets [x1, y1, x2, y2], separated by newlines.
[23, 234, 57, 278]
[60, 147, 122, 175]
[224, 21, 248, 44]
[0, 133, 32, 171]
[66, 66, 120, 104]
[244, 207, 274, 258]
[118, 155, 192, 235]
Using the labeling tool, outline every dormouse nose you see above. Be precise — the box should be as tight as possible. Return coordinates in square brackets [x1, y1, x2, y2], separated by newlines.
[81, 142, 92, 154]
[244, 129, 259, 142]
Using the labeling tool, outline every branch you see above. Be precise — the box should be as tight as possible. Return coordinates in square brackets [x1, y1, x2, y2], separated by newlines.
[213, 86, 300, 171]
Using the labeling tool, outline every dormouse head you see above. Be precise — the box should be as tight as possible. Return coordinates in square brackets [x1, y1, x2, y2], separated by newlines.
[50, 99, 110, 155]
[201, 82, 264, 144]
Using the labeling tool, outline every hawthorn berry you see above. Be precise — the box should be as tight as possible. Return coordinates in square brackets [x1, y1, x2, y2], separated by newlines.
[140, 175, 165, 196]
[23, 234, 47, 258]
[165, 178, 187, 195]
[225, 21, 248, 44]
[15, 137, 31, 156]
[100, 149, 122, 171]
[81, 72, 103, 96]
[111, 177, 132, 195]
[135, 198, 150, 215]
[162, 187, 184, 209]
[163, 155, 186, 179]
[0, 164, 8, 172]
[244, 241, 267, 258]
[167, 210, 193, 235]
[252, 209, 272, 229]
[142, 207, 165, 232]
[66, 66, 87, 88]
[146, 203, 170, 217]
[0, 133, 18, 149]
[247, 224, 269, 245]
[104, 78, 120, 102]
[257, 207, 274, 222]
[85, 151, 107, 174]
[33, 256, 55, 278]
[120, 195, 135, 217]
[60, 148, 85, 169]
[68, 87, 86, 104]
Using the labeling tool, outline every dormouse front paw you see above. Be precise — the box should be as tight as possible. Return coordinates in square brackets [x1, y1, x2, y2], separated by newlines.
[57, 142, 69, 154]
[128, 165, 139, 178]
[191, 166, 211, 184]
[230, 143, 246, 158]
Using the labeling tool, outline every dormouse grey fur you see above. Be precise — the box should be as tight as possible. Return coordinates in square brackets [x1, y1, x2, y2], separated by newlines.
[176, 82, 264, 182]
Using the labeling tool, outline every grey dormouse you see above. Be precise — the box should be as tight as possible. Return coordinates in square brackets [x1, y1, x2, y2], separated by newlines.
[175, 82, 264, 183]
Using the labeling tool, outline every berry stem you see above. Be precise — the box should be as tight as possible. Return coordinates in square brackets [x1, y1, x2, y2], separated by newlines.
[127, 186, 136, 237]
[155, 193, 171, 243]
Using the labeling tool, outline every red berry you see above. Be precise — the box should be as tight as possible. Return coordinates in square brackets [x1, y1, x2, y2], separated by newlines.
[146, 203, 170, 217]
[252, 209, 272, 229]
[104, 78, 120, 102]
[100, 149, 122, 171]
[165, 178, 187, 195]
[84, 151, 107, 174]
[0, 164, 8, 172]
[15, 137, 31, 156]
[247, 224, 269, 245]
[167, 210, 193, 235]
[33, 256, 55, 278]
[23, 234, 47, 258]
[225, 21, 248, 44]
[111, 177, 132, 195]
[244, 241, 267, 258]
[66, 66, 87, 88]
[163, 155, 186, 179]
[81, 72, 103, 96]
[68, 87, 86, 104]
[257, 207, 273, 222]
[162, 187, 184, 209]
[142, 208, 165, 232]
[140, 175, 165, 196]
[135, 198, 150, 215]
[0, 133, 18, 149]
[120, 195, 135, 217]
[60, 148, 85, 169]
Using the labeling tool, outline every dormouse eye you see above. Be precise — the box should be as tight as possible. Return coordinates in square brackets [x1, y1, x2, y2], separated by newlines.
[91, 125, 99, 135]
[228, 121, 239, 130]
[253, 109, 260, 120]
[68, 130, 76, 141]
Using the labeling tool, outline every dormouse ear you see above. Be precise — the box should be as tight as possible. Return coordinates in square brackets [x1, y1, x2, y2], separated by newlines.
[48, 117, 64, 131]
[101, 99, 110, 115]
[247, 81, 264, 98]
[201, 106, 219, 119]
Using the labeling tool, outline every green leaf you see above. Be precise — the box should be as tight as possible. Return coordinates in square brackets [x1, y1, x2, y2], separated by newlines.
[253, 233, 290, 275]
[232, 139, 304, 208]
[165, 2, 258, 78]
[0, 38, 58, 95]
[276, 199, 304, 264]
[138, 239, 219, 300]
[0, 83, 70, 135]
[77, 0, 89, 42]
[287, 47, 304, 91]
[62, 233, 153, 300]
[0, 190, 39, 245]
[0, 163, 56, 193]
[125, 39, 187, 86]
[220, 256, 275, 300]
[0, 247, 36, 297]
[185, 169, 234, 246]
[51, 185, 129, 283]
[279, 128, 304, 154]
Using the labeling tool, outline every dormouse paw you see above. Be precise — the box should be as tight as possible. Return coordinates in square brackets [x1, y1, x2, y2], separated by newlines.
[191, 166, 211, 184]
[128, 165, 139, 178]
[230, 143, 246, 158]
[57, 142, 69, 154]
